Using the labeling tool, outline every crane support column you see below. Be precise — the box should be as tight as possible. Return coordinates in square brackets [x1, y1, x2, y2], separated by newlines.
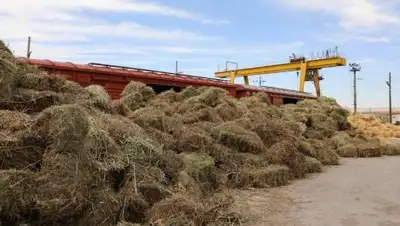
[312, 70, 321, 97]
[243, 75, 249, 85]
[230, 71, 236, 83]
[299, 62, 307, 92]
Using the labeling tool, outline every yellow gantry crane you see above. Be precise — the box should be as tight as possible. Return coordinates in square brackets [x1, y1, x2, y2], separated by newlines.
[215, 50, 347, 97]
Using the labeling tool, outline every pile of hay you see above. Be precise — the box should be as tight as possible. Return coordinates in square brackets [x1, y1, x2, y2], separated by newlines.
[1, 39, 399, 225]
[121, 81, 155, 111]
[348, 114, 400, 139]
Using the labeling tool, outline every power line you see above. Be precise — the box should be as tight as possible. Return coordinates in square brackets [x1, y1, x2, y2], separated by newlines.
[252, 76, 266, 87]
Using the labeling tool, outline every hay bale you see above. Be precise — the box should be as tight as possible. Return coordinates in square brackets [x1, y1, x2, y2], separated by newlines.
[215, 99, 245, 122]
[34, 104, 90, 152]
[304, 157, 323, 173]
[147, 193, 237, 226]
[300, 139, 340, 165]
[0, 133, 45, 171]
[267, 141, 307, 178]
[181, 153, 215, 184]
[111, 99, 131, 116]
[59, 80, 91, 103]
[138, 183, 172, 206]
[331, 131, 352, 149]
[155, 89, 182, 103]
[182, 106, 222, 124]
[250, 165, 291, 188]
[337, 144, 358, 157]
[240, 92, 271, 107]
[84, 117, 134, 173]
[0, 88, 63, 113]
[179, 86, 201, 99]
[213, 122, 265, 154]
[96, 114, 145, 145]
[148, 195, 203, 226]
[195, 87, 228, 107]
[85, 85, 111, 109]
[383, 139, 400, 156]
[225, 165, 291, 189]
[36, 152, 96, 223]
[0, 169, 38, 221]
[121, 82, 155, 111]
[17, 73, 67, 92]
[357, 140, 383, 157]
[175, 171, 203, 197]
[223, 152, 268, 169]
[129, 107, 182, 134]
[252, 119, 297, 148]
[175, 126, 214, 154]
[76, 189, 122, 226]
[0, 50, 17, 99]
[0, 151, 95, 224]
[122, 135, 163, 165]
[0, 110, 31, 135]
[305, 113, 337, 139]
[118, 181, 151, 224]
[144, 127, 176, 150]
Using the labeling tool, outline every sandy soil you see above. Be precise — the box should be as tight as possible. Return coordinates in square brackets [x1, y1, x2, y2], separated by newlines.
[233, 157, 400, 226]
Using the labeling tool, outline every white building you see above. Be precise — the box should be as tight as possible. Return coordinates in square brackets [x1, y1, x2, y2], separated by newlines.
[393, 115, 400, 124]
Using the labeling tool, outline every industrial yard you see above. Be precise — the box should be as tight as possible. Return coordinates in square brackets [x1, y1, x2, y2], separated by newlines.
[4, 0, 400, 224]
[1, 35, 400, 226]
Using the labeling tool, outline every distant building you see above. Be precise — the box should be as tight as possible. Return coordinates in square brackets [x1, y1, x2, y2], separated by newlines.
[393, 115, 400, 125]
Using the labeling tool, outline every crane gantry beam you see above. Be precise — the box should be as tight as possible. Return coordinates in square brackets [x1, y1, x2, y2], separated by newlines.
[215, 56, 347, 97]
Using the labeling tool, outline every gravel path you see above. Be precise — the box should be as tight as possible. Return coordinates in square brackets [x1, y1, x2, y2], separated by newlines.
[233, 157, 400, 226]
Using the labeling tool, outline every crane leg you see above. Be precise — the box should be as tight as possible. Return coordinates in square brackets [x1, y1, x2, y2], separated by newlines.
[229, 71, 236, 83]
[313, 70, 321, 97]
[243, 75, 249, 85]
[299, 62, 307, 92]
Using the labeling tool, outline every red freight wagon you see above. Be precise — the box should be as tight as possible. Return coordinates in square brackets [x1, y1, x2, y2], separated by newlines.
[19, 58, 316, 106]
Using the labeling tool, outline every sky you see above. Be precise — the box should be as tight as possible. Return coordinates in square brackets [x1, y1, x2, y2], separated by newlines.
[1, 0, 399, 108]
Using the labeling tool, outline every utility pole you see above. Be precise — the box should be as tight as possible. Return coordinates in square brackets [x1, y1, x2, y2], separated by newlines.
[253, 76, 266, 87]
[386, 72, 392, 123]
[349, 63, 361, 114]
[27, 36, 32, 58]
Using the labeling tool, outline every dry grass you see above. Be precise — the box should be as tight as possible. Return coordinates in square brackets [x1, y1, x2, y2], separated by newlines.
[348, 114, 400, 139]
[213, 122, 266, 154]
[227, 165, 291, 188]
[0, 43, 18, 99]
[34, 104, 90, 152]
[2, 41, 399, 225]
[121, 81, 155, 111]
[267, 141, 308, 178]
[85, 85, 111, 109]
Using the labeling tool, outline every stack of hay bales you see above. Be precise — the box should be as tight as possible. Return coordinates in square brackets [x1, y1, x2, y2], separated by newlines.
[348, 114, 400, 139]
[1, 39, 400, 225]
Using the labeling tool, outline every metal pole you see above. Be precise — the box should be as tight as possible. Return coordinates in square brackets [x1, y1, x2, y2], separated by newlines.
[350, 63, 361, 114]
[353, 70, 357, 113]
[27, 36, 32, 58]
[175, 61, 178, 74]
[388, 72, 392, 123]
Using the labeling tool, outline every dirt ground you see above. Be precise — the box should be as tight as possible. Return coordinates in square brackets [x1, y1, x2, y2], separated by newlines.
[233, 157, 400, 226]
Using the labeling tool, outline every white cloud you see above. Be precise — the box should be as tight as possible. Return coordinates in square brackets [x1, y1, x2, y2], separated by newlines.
[0, 0, 222, 53]
[279, 0, 400, 30]
[319, 34, 390, 44]
[0, 0, 228, 25]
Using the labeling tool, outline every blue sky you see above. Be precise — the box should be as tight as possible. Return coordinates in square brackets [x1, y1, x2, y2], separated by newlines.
[1, 0, 399, 108]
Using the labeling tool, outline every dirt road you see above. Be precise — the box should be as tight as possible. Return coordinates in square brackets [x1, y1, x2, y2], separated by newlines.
[233, 157, 400, 226]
